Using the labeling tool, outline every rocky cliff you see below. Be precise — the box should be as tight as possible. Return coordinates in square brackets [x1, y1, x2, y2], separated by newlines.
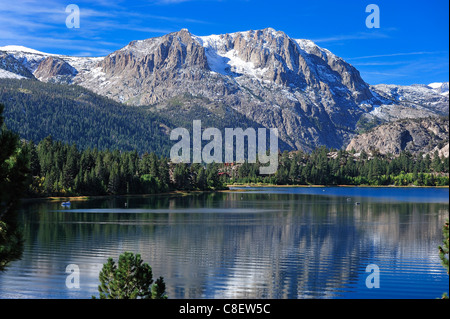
[346, 116, 449, 157]
[33, 56, 78, 83]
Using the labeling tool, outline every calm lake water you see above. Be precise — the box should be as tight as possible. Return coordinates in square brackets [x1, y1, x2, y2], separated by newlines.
[0, 187, 448, 299]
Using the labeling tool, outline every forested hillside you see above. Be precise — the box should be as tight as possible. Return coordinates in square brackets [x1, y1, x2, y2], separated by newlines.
[0, 79, 173, 155]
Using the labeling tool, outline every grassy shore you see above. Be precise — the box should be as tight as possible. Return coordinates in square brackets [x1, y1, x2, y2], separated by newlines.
[22, 183, 448, 202]
[227, 183, 449, 188]
[21, 189, 225, 202]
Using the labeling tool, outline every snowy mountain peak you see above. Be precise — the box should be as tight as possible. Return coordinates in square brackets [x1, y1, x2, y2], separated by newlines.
[0, 45, 53, 56]
[0, 28, 448, 153]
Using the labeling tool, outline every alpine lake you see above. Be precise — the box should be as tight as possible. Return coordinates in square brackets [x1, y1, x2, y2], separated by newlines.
[0, 186, 448, 299]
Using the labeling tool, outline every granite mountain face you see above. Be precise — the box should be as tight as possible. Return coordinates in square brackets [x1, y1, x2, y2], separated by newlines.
[0, 28, 448, 153]
[346, 116, 449, 157]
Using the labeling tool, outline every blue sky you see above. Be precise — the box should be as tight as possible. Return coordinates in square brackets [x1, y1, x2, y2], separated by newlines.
[0, 0, 448, 85]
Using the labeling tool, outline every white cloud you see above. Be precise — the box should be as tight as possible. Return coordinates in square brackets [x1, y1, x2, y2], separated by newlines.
[0, 0, 208, 55]
[346, 51, 449, 61]
[311, 31, 390, 44]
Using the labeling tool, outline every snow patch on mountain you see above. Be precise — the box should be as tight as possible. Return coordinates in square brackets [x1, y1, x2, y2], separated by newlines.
[0, 68, 26, 79]
[1, 47, 104, 82]
[367, 82, 449, 121]
[428, 82, 449, 96]
[196, 34, 269, 80]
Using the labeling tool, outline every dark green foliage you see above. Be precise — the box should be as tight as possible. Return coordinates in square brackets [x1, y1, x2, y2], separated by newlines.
[152, 276, 167, 300]
[226, 147, 449, 187]
[26, 136, 227, 197]
[0, 104, 29, 270]
[438, 220, 449, 299]
[439, 221, 449, 274]
[19, 134, 450, 198]
[0, 79, 173, 155]
[95, 252, 167, 299]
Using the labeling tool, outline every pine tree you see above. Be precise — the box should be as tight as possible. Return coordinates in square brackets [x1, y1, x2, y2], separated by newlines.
[22, 141, 40, 177]
[158, 157, 170, 192]
[196, 166, 207, 190]
[438, 220, 449, 299]
[94, 252, 167, 299]
[206, 162, 223, 190]
[173, 163, 190, 190]
[152, 276, 168, 300]
[149, 152, 159, 178]
[107, 162, 121, 195]
[288, 159, 298, 184]
[432, 150, 442, 172]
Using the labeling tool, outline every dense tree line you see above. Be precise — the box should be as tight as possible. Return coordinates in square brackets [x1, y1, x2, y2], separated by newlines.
[23, 136, 226, 197]
[226, 147, 449, 187]
[0, 104, 29, 270]
[19, 137, 450, 198]
[13, 137, 450, 200]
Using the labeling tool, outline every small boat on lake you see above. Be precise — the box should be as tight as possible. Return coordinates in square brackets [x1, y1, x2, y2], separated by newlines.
[61, 201, 71, 207]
